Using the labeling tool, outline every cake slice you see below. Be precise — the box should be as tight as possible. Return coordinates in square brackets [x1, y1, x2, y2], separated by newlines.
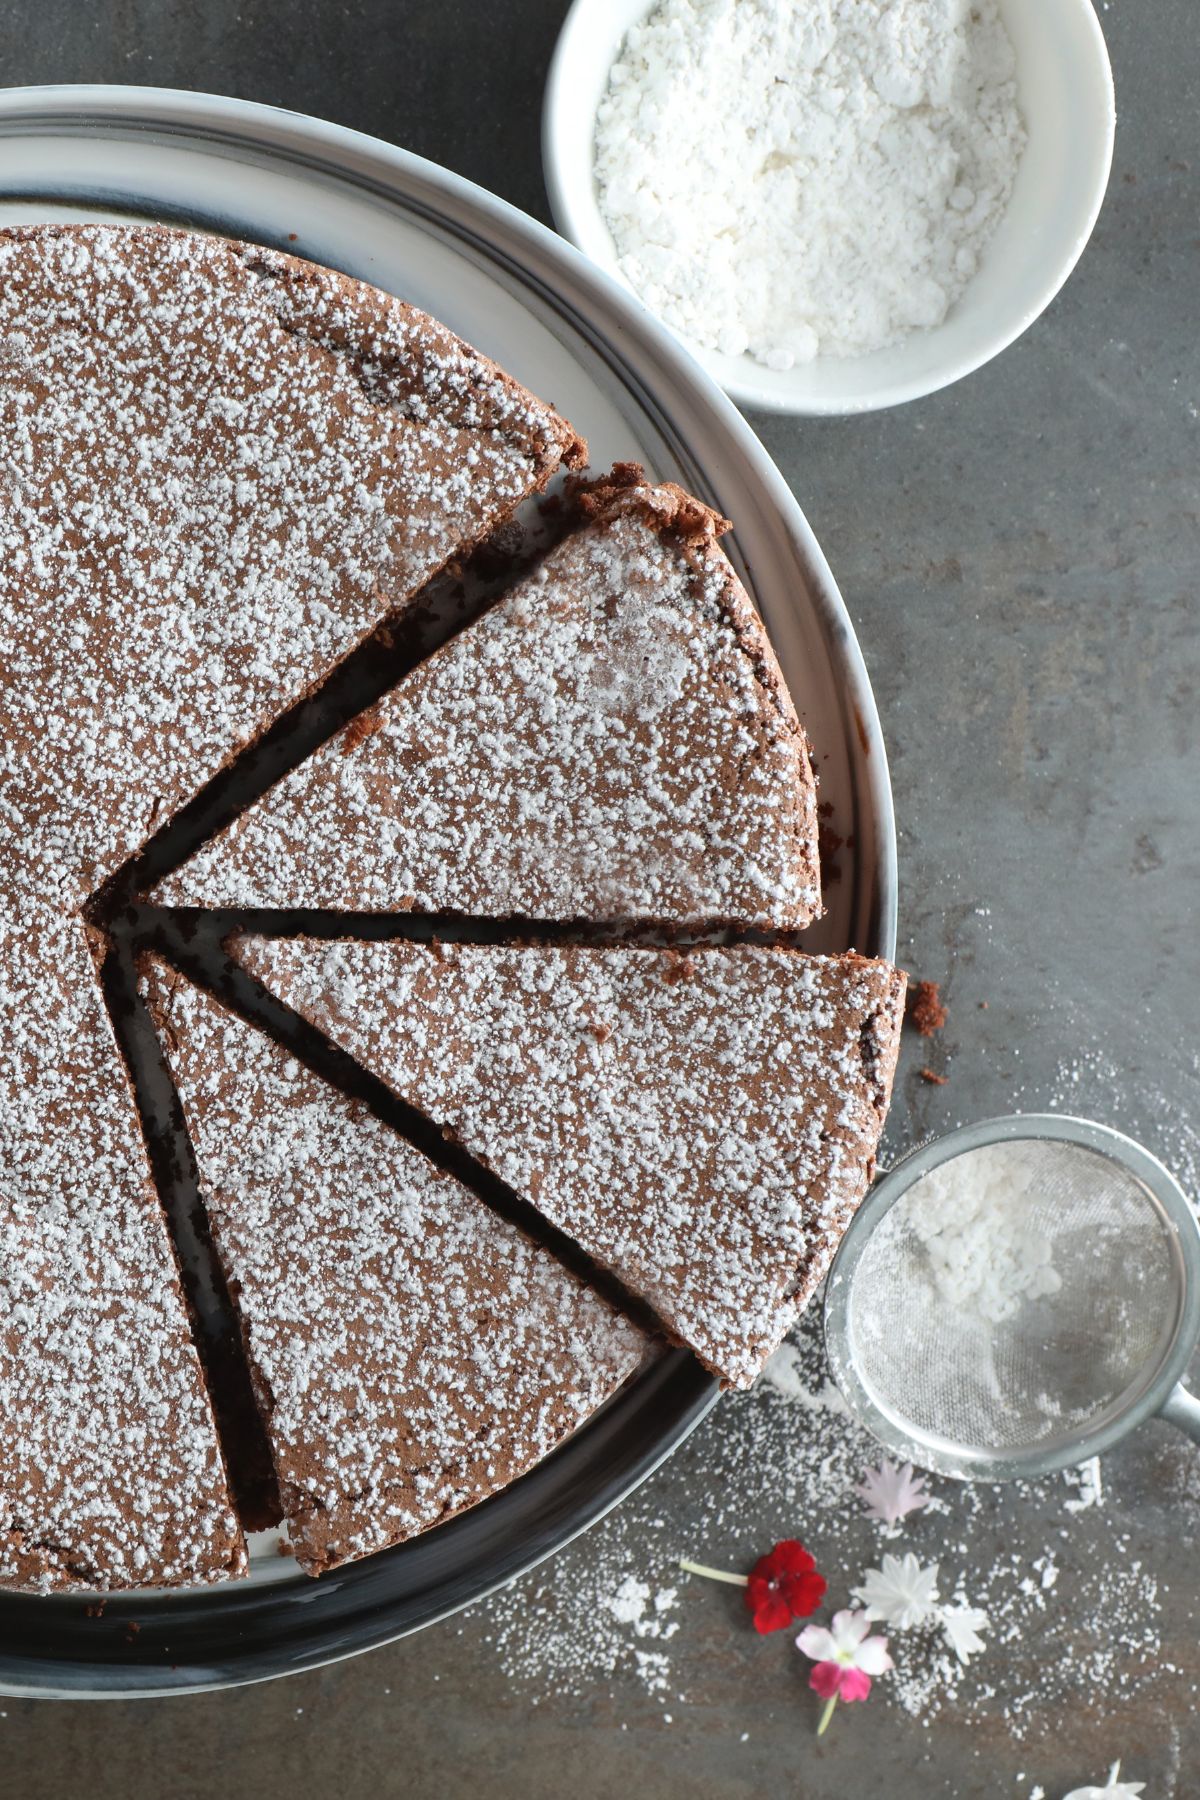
[152, 468, 820, 928]
[139, 957, 649, 1575]
[0, 222, 582, 908]
[0, 910, 244, 1592]
[232, 938, 905, 1388]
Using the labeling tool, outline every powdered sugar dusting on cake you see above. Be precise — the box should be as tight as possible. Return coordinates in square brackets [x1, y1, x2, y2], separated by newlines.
[234, 939, 905, 1388]
[0, 907, 243, 1593]
[141, 958, 648, 1573]
[0, 222, 580, 1591]
[0, 223, 579, 905]
[153, 478, 820, 926]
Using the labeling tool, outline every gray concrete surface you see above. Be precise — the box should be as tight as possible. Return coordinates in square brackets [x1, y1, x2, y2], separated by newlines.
[0, 2, 1197, 1795]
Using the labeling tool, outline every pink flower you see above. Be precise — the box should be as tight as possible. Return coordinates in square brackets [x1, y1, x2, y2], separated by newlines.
[797, 1609, 893, 1735]
[855, 1458, 932, 1527]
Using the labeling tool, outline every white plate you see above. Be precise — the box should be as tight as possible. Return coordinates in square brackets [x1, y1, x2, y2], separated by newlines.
[0, 85, 896, 1693]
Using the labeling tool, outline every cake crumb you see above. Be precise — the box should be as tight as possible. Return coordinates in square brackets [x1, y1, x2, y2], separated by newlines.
[340, 707, 384, 755]
[910, 980, 948, 1037]
[919, 1067, 949, 1085]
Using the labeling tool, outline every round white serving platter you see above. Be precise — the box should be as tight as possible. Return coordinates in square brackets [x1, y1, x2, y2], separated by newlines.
[0, 84, 897, 1696]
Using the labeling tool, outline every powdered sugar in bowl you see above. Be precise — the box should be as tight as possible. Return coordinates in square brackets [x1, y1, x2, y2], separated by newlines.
[543, 0, 1115, 414]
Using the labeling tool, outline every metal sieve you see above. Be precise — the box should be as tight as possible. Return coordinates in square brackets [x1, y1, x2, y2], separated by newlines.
[823, 1114, 1200, 1480]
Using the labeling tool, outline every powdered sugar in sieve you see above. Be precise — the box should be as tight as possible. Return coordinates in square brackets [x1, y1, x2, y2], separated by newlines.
[824, 1116, 1200, 1480]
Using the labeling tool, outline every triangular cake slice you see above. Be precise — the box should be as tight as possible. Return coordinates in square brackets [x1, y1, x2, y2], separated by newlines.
[0, 910, 244, 1592]
[139, 957, 649, 1575]
[0, 222, 582, 907]
[233, 939, 905, 1388]
[153, 469, 820, 928]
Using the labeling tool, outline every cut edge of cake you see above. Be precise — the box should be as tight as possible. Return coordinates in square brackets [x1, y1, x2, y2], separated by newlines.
[0, 221, 588, 914]
[228, 935, 906, 1390]
[0, 915, 247, 1595]
[148, 462, 821, 929]
[138, 952, 651, 1575]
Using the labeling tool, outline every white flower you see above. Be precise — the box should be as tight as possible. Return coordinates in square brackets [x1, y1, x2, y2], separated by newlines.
[940, 1604, 990, 1665]
[851, 1552, 940, 1629]
[856, 1458, 932, 1526]
[1064, 1762, 1145, 1799]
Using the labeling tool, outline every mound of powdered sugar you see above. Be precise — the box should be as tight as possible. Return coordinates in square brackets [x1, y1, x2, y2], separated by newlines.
[903, 1143, 1064, 1324]
[594, 0, 1025, 366]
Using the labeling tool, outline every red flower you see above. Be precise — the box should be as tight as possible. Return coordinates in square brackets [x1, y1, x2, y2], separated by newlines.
[745, 1539, 827, 1634]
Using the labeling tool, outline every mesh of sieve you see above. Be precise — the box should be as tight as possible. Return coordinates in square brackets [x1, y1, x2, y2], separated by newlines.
[824, 1119, 1198, 1478]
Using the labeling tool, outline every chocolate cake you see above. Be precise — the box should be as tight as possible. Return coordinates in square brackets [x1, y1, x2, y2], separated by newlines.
[0, 220, 901, 1596]
[152, 468, 821, 927]
[140, 958, 648, 1574]
[0, 223, 583, 907]
[232, 939, 906, 1388]
[0, 909, 243, 1592]
[0, 223, 583, 1592]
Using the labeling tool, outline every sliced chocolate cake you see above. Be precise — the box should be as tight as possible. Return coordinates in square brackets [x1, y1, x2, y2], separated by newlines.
[0, 911, 243, 1592]
[0, 222, 582, 906]
[140, 957, 649, 1574]
[152, 468, 821, 928]
[233, 938, 905, 1389]
[0, 222, 584, 1591]
[0, 220, 897, 1593]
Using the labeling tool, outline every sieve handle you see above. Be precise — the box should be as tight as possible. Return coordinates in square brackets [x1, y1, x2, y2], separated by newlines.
[1158, 1383, 1200, 1443]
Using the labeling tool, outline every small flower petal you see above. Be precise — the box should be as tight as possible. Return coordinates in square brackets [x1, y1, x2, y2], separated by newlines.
[748, 1588, 794, 1635]
[854, 1635, 894, 1677]
[829, 1608, 872, 1651]
[779, 1567, 827, 1618]
[838, 1667, 873, 1703]
[852, 1553, 940, 1629]
[807, 1659, 843, 1700]
[941, 1605, 990, 1666]
[746, 1540, 828, 1631]
[797, 1623, 836, 1662]
[1063, 1764, 1146, 1800]
[856, 1459, 932, 1526]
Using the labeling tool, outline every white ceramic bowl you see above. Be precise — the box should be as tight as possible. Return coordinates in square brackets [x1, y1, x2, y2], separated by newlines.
[543, 0, 1115, 415]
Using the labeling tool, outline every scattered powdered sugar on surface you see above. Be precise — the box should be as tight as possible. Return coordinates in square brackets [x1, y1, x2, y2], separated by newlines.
[604, 1575, 680, 1636]
[1063, 1457, 1103, 1515]
[595, 0, 1025, 365]
[467, 1021, 1200, 1768]
[761, 1339, 847, 1412]
[473, 1296, 1191, 1744]
[156, 481, 820, 928]
[142, 959, 647, 1574]
[1045, 1041, 1200, 1210]
[236, 937, 905, 1388]
[605, 1575, 653, 1626]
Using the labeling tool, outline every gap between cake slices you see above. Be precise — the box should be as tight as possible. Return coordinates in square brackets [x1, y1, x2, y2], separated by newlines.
[0, 221, 587, 1593]
[226, 935, 906, 1392]
[144, 464, 823, 933]
[137, 950, 651, 1575]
